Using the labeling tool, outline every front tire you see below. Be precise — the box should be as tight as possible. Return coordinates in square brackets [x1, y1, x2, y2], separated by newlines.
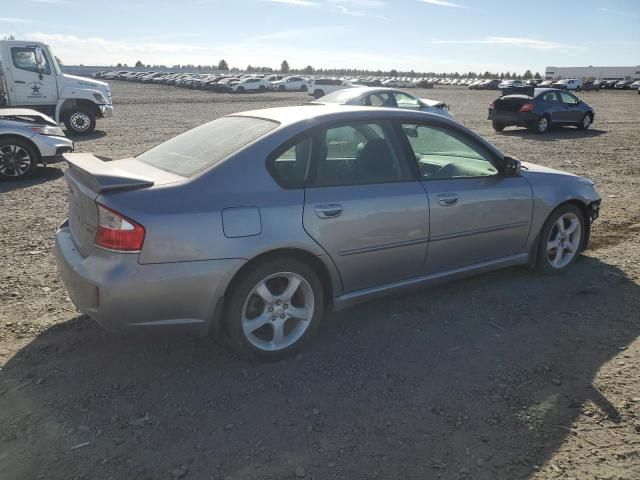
[536, 204, 585, 274]
[236, 86, 245, 93]
[577, 112, 593, 130]
[0, 138, 38, 180]
[299, 84, 308, 92]
[223, 257, 324, 360]
[492, 122, 505, 132]
[64, 107, 96, 135]
[313, 89, 324, 99]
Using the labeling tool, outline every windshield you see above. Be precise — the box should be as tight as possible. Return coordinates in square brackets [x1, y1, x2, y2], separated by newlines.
[137, 116, 278, 177]
[45, 46, 61, 75]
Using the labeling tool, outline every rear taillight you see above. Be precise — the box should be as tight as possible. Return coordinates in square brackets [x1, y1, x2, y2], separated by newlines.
[489, 101, 494, 109]
[519, 103, 534, 112]
[95, 203, 145, 252]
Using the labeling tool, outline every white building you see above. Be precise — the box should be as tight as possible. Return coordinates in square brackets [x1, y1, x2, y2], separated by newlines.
[545, 66, 640, 81]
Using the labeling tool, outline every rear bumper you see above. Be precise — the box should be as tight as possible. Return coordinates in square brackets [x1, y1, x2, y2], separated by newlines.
[55, 221, 245, 335]
[488, 110, 538, 126]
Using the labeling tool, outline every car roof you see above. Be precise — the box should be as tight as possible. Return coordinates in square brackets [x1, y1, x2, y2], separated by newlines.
[233, 104, 448, 128]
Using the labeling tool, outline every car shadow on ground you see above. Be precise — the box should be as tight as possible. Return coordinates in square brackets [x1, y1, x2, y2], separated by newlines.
[1, 256, 638, 479]
[65, 130, 107, 142]
[500, 127, 607, 141]
[0, 165, 64, 193]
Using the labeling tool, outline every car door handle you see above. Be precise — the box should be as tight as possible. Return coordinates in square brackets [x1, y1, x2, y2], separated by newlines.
[314, 204, 343, 219]
[14, 80, 26, 84]
[437, 194, 459, 206]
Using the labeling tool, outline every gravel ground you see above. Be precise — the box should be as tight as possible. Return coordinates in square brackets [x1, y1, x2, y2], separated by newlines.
[1, 82, 639, 480]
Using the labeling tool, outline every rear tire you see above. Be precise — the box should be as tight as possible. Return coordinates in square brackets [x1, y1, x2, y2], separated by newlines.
[278, 85, 285, 91]
[313, 89, 324, 99]
[299, 85, 307, 92]
[577, 112, 593, 130]
[259, 85, 266, 91]
[236, 86, 245, 93]
[0, 137, 38, 180]
[64, 107, 96, 135]
[223, 257, 324, 361]
[536, 204, 585, 274]
[529, 114, 550, 134]
[492, 122, 505, 132]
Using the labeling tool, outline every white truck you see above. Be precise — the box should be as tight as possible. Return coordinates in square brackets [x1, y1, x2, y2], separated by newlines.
[0, 40, 113, 134]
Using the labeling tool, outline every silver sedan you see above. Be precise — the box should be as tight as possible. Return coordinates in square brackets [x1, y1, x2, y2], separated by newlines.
[55, 105, 601, 360]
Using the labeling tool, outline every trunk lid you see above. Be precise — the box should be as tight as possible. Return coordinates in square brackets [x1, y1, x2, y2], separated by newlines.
[63, 153, 181, 256]
[492, 95, 532, 112]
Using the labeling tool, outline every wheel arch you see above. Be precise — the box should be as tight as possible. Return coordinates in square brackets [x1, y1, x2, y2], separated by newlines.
[0, 134, 42, 163]
[57, 99, 99, 122]
[529, 198, 592, 267]
[210, 247, 340, 338]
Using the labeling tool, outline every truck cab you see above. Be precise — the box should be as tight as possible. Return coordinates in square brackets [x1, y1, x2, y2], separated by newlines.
[0, 40, 113, 134]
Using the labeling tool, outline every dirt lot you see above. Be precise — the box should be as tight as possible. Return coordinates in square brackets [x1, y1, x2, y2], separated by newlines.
[1, 83, 639, 480]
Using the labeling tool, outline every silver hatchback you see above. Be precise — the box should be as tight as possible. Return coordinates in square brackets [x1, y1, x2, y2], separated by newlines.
[55, 105, 601, 360]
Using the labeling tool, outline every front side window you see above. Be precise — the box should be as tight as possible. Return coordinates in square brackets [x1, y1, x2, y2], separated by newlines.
[559, 92, 578, 105]
[401, 124, 498, 180]
[137, 116, 278, 177]
[313, 122, 411, 186]
[11, 47, 51, 75]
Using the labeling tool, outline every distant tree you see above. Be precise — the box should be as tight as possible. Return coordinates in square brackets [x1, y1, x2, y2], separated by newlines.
[281, 60, 290, 73]
[218, 59, 229, 71]
[523, 69, 533, 79]
[303, 65, 314, 74]
[499, 72, 505, 79]
[505, 72, 512, 79]
[116, 62, 123, 68]
[3, 34, 16, 40]
[135, 60, 143, 68]
[534, 71, 542, 80]
[389, 69, 398, 77]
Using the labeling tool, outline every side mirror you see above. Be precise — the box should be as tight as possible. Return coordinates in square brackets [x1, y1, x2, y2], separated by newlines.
[503, 156, 522, 176]
[34, 46, 45, 66]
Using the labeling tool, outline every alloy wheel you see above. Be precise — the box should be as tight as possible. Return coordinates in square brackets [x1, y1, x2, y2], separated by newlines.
[241, 272, 314, 352]
[538, 116, 549, 133]
[546, 212, 581, 269]
[0, 145, 32, 178]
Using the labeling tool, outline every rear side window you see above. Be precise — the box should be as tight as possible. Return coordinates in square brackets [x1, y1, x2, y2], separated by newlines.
[137, 116, 277, 177]
[269, 137, 313, 188]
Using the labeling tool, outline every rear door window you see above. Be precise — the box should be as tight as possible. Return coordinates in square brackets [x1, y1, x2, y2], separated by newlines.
[311, 122, 412, 186]
[559, 92, 579, 105]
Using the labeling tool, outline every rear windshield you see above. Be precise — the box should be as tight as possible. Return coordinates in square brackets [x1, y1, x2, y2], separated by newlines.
[317, 89, 358, 104]
[137, 116, 278, 177]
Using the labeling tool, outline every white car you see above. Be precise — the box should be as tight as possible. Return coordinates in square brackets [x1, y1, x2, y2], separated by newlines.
[0, 109, 74, 179]
[270, 76, 309, 92]
[552, 78, 583, 91]
[308, 78, 353, 99]
[310, 87, 454, 120]
[227, 77, 268, 93]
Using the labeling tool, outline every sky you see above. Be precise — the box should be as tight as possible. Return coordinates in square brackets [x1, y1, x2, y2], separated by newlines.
[1, 0, 639, 74]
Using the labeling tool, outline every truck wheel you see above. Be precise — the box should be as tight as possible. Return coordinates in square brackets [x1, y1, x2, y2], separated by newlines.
[0, 138, 38, 180]
[64, 108, 96, 135]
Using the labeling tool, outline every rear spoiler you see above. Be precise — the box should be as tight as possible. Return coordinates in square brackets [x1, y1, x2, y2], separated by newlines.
[64, 153, 154, 193]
